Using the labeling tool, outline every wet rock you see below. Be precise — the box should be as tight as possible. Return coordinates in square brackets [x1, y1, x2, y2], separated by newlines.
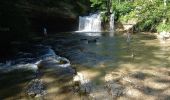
[80, 38, 99, 44]
[37, 57, 71, 69]
[104, 72, 122, 82]
[37, 57, 75, 81]
[80, 38, 88, 41]
[105, 81, 124, 98]
[124, 86, 143, 98]
[73, 72, 92, 94]
[26, 79, 46, 97]
[89, 86, 113, 100]
[131, 72, 146, 80]
[0, 45, 57, 71]
[88, 38, 99, 43]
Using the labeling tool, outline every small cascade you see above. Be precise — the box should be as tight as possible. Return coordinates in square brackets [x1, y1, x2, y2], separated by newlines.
[78, 13, 101, 32]
[109, 13, 115, 37]
[0, 45, 71, 73]
[110, 13, 115, 32]
[76, 12, 115, 36]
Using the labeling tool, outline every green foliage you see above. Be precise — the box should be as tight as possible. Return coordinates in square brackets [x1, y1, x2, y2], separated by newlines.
[90, 0, 105, 9]
[156, 23, 170, 32]
[100, 12, 109, 22]
[90, 0, 170, 32]
[119, 11, 136, 22]
[134, 0, 170, 32]
[113, 2, 134, 22]
[115, 2, 134, 18]
[90, 0, 111, 23]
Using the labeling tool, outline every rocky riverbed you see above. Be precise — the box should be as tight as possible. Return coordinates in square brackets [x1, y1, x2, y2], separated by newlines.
[0, 33, 170, 100]
[72, 66, 170, 100]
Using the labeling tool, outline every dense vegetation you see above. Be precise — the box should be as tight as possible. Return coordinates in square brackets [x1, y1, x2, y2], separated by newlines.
[90, 0, 170, 32]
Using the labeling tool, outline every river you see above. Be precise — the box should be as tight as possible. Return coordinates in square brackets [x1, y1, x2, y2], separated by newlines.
[0, 32, 170, 100]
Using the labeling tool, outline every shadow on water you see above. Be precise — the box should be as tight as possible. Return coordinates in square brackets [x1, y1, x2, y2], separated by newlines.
[65, 33, 170, 68]
[0, 32, 170, 99]
[0, 70, 35, 99]
[37, 33, 169, 99]
[57, 33, 170, 99]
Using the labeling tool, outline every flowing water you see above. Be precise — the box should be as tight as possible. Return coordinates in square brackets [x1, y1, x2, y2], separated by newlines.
[78, 13, 101, 32]
[76, 13, 101, 37]
[0, 32, 170, 99]
[110, 13, 115, 32]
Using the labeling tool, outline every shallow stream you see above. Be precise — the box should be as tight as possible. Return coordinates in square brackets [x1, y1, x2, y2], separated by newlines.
[0, 32, 170, 100]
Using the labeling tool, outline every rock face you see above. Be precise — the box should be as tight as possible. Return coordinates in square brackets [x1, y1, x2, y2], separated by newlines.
[0, 0, 91, 58]
[27, 0, 91, 33]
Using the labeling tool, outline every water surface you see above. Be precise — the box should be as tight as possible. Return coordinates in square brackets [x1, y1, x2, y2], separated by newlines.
[0, 32, 170, 99]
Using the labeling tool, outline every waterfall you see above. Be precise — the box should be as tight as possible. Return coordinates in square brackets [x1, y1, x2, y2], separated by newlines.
[110, 13, 114, 32]
[109, 13, 115, 37]
[78, 13, 101, 32]
[76, 12, 115, 36]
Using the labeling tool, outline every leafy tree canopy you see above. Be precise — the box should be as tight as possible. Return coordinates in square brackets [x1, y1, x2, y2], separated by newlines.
[90, 0, 170, 32]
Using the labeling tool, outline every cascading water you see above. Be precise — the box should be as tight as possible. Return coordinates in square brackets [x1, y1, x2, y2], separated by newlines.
[77, 13, 102, 36]
[76, 12, 115, 36]
[109, 13, 115, 37]
[0, 45, 71, 73]
[78, 13, 101, 32]
[110, 13, 115, 32]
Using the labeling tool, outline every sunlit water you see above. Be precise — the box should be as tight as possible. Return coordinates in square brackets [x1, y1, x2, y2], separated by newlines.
[57, 33, 170, 68]
[78, 13, 101, 32]
[0, 32, 170, 99]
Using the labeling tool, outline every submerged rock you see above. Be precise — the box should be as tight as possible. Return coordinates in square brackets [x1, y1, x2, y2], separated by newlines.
[26, 79, 46, 97]
[89, 86, 112, 100]
[37, 57, 71, 69]
[105, 81, 124, 98]
[37, 57, 75, 81]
